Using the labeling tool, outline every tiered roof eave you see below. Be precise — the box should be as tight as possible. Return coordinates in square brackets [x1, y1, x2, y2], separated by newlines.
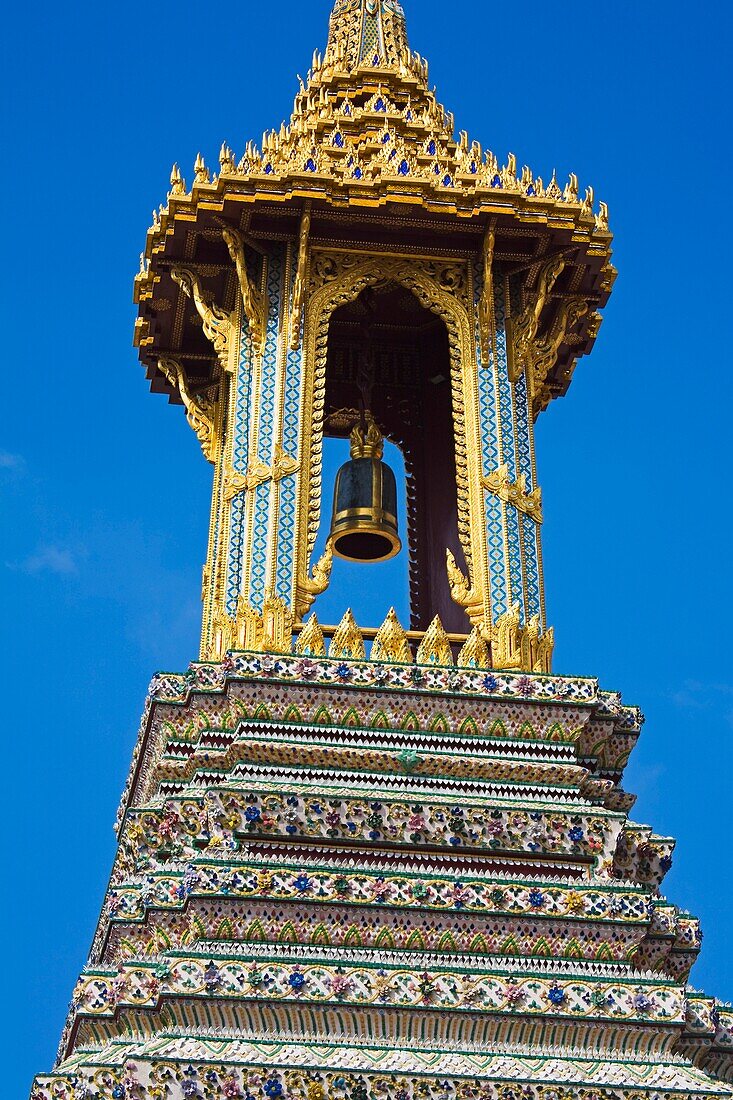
[134, 33, 616, 417]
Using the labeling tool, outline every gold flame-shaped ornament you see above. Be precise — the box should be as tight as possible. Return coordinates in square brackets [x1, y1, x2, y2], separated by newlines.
[329, 608, 366, 660]
[371, 607, 411, 664]
[457, 624, 490, 669]
[415, 614, 452, 666]
[295, 613, 326, 657]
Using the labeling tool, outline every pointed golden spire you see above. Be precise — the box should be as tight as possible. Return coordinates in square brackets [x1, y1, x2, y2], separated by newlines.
[325, 0, 409, 72]
[295, 613, 326, 657]
[457, 625, 490, 669]
[371, 607, 411, 664]
[329, 608, 365, 660]
[416, 614, 452, 666]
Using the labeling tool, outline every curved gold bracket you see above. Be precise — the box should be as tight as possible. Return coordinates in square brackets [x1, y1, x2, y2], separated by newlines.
[477, 224, 495, 367]
[222, 227, 267, 357]
[531, 297, 589, 407]
[171, 267, 235, 374]
[158, 357, 219, 463]
[445, 548, 485, 625]
[289, 203, 311, 351]
[295, 539, 333, 620]
[511, 254, 566, 382]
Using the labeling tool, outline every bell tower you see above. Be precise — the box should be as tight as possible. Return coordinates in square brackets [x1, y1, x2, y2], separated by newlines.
[30, 2, 733, 1099]
[134, 0, 613, 672]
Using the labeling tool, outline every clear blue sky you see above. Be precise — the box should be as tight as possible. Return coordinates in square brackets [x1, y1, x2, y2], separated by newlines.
[2, 1, 732, 1094]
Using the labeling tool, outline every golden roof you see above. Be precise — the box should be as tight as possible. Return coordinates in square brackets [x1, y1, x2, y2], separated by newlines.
[134, 0, 615, 410]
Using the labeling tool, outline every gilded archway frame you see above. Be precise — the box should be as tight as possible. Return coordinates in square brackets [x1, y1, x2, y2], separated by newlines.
[294, 250, 491, 629]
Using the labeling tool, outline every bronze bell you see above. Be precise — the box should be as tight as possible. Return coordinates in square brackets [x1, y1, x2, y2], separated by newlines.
[330, 416, 401, 563]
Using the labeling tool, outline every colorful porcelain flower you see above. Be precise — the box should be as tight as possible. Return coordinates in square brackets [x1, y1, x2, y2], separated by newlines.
[547, 983, 566, 1006]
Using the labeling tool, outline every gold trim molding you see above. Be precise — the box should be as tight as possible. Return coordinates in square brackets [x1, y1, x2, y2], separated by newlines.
[171, 267, 236, 375]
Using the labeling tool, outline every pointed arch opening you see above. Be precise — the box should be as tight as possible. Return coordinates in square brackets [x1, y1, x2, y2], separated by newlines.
[311, 279, 471, 633]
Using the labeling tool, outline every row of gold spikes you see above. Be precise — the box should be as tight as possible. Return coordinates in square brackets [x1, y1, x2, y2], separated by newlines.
[295, 607, 489, 669]
[167, 148, 600, 226]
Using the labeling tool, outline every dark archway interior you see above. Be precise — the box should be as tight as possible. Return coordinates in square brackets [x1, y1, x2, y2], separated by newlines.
[323, 281, 471, 634]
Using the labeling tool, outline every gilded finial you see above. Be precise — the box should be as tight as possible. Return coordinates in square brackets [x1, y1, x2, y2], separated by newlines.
[563, 173, 578, 202]
[546, 170, 562, 199]
[219, 143, 235, 173]
[595, 201, 610, 231]
[349, 413, 383, 459]
[194, 152, 210, 184]
[169, 163, 186, 196]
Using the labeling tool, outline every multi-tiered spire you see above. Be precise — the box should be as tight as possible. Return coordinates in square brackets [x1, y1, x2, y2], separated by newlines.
[29, 3, 733, 1099]
[326, 0, 410, 69]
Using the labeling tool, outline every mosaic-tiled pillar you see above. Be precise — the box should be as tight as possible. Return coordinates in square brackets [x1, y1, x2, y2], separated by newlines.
[474, 266, 545, 629]
[221, 241, 303, 620]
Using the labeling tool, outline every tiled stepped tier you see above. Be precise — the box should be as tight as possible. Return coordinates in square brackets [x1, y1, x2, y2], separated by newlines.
[31, 652, 733, 1099]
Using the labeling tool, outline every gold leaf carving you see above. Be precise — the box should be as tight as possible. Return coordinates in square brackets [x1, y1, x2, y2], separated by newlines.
[415, 615, 452, 666]
[222, 467, 249, 504]
[260, 591, 294, 653]
[329, 609, 365, 661]
[295, 612, 326, 657]
[531, 297, 589, 412]
[269, 444, 300, 484]
[371, 607, 411, 664]
[158, 357, 218, 464]
[222, 445, 300, 503]
[445, 549, 482, 619]
[234, 600, 263, 652]
[207, 592, 295, 660]
[210, 608, 234, 661]
[477, 225, 495, 367]
[457, 625, 489, 669]
[295, 540, 333, 619]
[511, 254, 565, 383]
[491, 604, 554, 673]
[171, 267, 235, 373]
[222, 226, 267, 358]
[289, 203, 311, 351]
[491, 603, 523, 670]
[482, 464, 543, 523]
[595, 201, 610, 231]
[350, 412, 383, 459]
